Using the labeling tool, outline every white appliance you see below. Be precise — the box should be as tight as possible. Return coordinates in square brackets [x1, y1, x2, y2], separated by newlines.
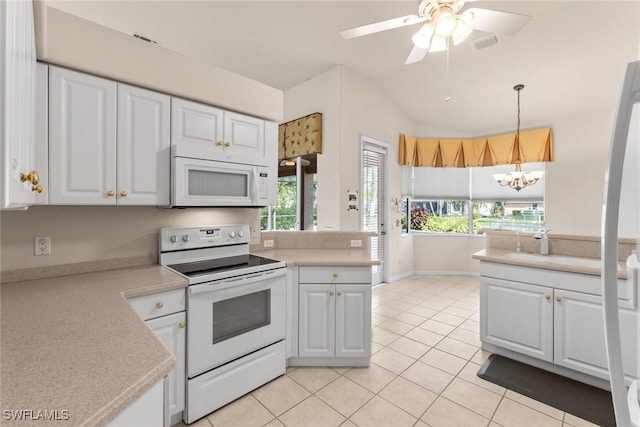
[170, 145, 272, 207]
[159, 225, 287, 424]
[602, 59, 640, 427]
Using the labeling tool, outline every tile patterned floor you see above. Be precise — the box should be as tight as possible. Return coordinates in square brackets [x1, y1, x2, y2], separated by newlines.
[177, 275, 599, 427]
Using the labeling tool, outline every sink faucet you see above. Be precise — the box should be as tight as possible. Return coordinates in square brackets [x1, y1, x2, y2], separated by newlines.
[533, 229, 551, 255]
[516, 231, 521, 252]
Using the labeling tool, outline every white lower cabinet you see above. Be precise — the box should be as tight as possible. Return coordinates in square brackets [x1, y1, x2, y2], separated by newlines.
[480, 277, 553, 362]
[107, 379, 165, 427]
[554, 289, 639, 381]
[147, 312, 186, 419]
[296, 267, 372, 364]
[480, 264, 639, 384]
[128, 289, 186, 425]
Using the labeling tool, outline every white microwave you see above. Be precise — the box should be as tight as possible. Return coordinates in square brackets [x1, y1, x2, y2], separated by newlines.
[171, 157, 272, 207]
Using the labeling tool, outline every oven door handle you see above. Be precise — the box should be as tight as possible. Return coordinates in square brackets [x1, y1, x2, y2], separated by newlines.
[188, 268, 286, 296]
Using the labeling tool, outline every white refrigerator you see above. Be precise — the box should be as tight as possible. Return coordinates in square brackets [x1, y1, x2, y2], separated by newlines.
[602, 59, 640, 427]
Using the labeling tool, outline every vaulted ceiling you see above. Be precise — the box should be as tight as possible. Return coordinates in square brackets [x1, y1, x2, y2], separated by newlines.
[47, 1, 640, 135]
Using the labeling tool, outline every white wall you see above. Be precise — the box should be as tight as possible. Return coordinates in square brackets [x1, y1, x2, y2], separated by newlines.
[0, 206, 260, 270]
[284, 65, 415, 281]
[283, 67, 342, 231]
[413, 235, 485, 275]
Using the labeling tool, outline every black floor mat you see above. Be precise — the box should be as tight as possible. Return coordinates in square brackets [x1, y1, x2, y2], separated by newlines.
[477, 354, 616, 427]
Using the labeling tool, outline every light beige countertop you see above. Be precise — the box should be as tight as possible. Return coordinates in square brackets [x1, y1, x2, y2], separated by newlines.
[0, 265, 187, 426]
[255, 248, 380, 266]
[472, 248, 627, 279]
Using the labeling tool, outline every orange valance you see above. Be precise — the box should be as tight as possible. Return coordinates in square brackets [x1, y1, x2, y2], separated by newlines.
[399, 128, 554, 167]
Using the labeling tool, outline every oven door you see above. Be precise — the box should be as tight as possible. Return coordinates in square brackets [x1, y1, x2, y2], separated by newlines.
[172, 157, 256, 206]
[186, 268, 286, 378]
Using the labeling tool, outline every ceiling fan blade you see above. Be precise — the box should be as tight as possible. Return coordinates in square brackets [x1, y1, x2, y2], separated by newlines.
[405, 45, 429, 65]
[340, 15, 427, 39]
[464, 8, 531, 36]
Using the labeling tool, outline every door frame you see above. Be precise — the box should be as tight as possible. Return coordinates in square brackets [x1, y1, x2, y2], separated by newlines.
[360, 135, 390, 284]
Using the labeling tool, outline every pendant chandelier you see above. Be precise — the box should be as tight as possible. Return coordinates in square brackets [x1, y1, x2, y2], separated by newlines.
[493, 84, 544, 191]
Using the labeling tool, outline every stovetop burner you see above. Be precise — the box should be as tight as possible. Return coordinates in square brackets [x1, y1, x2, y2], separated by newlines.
[169, 254, 282, 278]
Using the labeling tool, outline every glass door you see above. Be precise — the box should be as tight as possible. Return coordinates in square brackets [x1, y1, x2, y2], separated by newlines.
[362, 139, 388, 285]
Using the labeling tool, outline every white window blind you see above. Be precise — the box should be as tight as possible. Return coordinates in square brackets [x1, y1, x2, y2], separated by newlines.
[363, 147, 385, 267]
[471, 162, 545, 201]
[413, 167, 470, 199]
[401, 165, 413, 197]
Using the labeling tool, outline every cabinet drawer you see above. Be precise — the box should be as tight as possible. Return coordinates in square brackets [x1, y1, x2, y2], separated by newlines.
[299, 267, 371, 284]
[129, 288, 186, 320]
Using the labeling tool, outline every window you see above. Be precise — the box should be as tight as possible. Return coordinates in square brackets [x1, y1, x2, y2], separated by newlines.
[402, 163, 545, 235]
[261, 154, 317, 230]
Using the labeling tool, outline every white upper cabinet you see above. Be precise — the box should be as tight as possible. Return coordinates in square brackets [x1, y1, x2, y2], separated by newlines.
[117, 83, 170, 205]
[34, 62, 49, 205]
[171, 98, 266, 165]
[1, 0, 38, 209]
[223, 111, 265, 164]
[49, 66, 117, 204]
[49, 66, 169, 205]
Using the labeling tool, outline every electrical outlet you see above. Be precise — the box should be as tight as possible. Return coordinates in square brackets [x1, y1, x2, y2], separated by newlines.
[34, 236, 51, 256]
[263, 239, 274, 248]
[350, 239, 362, 248]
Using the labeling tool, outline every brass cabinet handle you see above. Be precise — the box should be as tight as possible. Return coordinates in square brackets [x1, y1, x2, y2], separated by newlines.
[337, 291, 342, 296]
[556, 296, 562, 302]
[329, 291, 335, 296]
[216, 140, 223, 146]
[20, 170, 39, 185]
[120, 191, 128, 197]
[178, 322, 186, 329]
[107, 190, 115, 197]
[332, 273, 339, 279]
[21, 171, 43, 192]
[224, 141, 232, 147]
[545, 294, 551, 300]
[156, 302, 164, 309]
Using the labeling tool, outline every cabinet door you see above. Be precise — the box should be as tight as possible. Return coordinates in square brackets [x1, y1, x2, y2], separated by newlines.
[117, 84, 170, 205]
[480, 277, 553, 362]
[335, 285, 371, 358]
[0, 0, 37, 209]
[222, 111, 265, 164]
[147, 312, 186, 418]
[34, 62, 49, 205]
[299, 284, 335, 357]
[49, 66, 116, 204]
[107, 379, 164, 427]
[554, 289, 639, 380]
[171, 98, 223, 160]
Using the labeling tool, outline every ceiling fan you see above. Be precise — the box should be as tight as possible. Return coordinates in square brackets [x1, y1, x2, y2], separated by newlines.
[340, 0, 531, 65]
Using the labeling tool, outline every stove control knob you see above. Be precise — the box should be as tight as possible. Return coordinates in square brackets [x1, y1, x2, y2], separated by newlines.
[170, 235, 178, 243]
[182, 234, 191, 242]
[229, 231, 236, 239]
[238, 230, 245, 238]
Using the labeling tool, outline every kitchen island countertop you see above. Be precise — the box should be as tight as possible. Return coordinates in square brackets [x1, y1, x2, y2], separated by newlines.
[0, 265, 187, 426]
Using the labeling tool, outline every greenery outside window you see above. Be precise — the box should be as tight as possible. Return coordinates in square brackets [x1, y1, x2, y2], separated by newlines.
[405, 199, 544, 235]
[261, 154, 317, 230]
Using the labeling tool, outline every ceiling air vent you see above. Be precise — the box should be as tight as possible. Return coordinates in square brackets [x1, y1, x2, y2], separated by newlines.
[133, 33, 158, 44]
[472, 34, 499, 51]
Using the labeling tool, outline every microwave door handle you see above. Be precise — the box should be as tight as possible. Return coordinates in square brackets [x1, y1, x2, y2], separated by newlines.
[251, 169, 258, 203]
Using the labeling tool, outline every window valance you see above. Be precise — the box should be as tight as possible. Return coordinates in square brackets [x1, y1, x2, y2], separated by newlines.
[399, 128, 554, 167]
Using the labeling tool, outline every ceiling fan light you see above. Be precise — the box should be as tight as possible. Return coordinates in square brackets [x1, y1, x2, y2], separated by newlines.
[412, 23, 433, 49]
[429, 35, 448, 52]
[451, 21, 473, 45]
[434, 7, 457, 38]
